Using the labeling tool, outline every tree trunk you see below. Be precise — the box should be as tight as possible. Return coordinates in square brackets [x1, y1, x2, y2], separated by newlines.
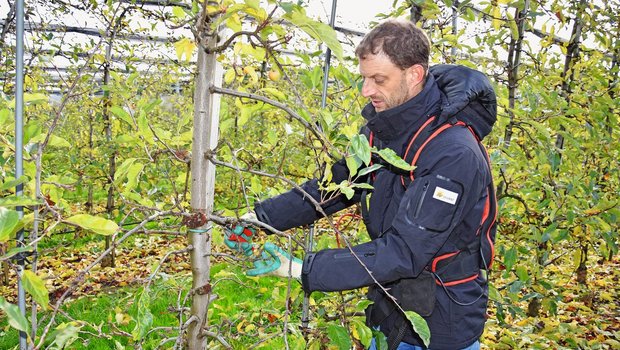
[554, 0, 587, 168]
[410, 4, 423, 24]
[503, 0, 529, 148]
[103, 40, 116, 268]
[187, 9, 223, 349]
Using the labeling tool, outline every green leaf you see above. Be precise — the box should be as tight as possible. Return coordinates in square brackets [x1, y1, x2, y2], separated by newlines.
[115, 158, 137, 186]
[1, 175, 29, 191]
[504, 247, 517, 271]
[110, 106, 133, 126]
[132, 288, 153, 341]
[224, 68, 236, 85]
[140, 99, 162, 114]
[0, 196, 43, 207]
[226, 13, 242, 32]
[371, 328, 388, 350]
[1, 246, 33, 262]
[239, 106, 252, 127]
[350, 134, 371, 166]
[283, 7, 344, 61]
[338, 182, 355, 200]
[404, 311, 431, 347]
[172, 6, 185, 19]
[65, 214, 119, 236]
[0, 207, 19, 242]
[375, 148, 414, 171]
[358, 164, 383, 177]
[30, 134, 71, 148]
[23, 92, 48, 105]
[49, 322, 81, 350]
[506, 12, 519, 40]
[260, 87, 287, 101]
[0, 108, 10, 124]
[352, 183, 374, 190]
[550, 229, 569, 243]
[280, 2, 294, 13]
[22, 270, 49, 309]
[245, 0, 261, 11]
[345, 155, 362, 177]
[326, 325, 351, 350]
[251, 176, 263, 194]
[125, 163, 144, 191]
[138, 112, 155, 144]
[542, 222, 558, 243]
[0, 296, 29, 333]
[352, 319, 373, 347]
[114, 340, 126, 350]
[515, 265, 529, 281]
[488, 282, 501, 301]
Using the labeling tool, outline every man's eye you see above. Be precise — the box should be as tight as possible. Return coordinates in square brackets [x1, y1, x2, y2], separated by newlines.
[375, 79, 384, 85]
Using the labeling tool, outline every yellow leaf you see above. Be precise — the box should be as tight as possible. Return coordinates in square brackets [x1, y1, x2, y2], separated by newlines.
[492, 5, 501, 30]
[605, 339, 620, 348]
[236, 319, 246, 333]
[227, 13, 242, 32]
[599, 292, 614, 302]
[583, 208, 600, 215]
[224, 68, 236, 85]
[172, 6, 185, 19]
[174, 38, 196, 62]
[516, 318, 529, 326]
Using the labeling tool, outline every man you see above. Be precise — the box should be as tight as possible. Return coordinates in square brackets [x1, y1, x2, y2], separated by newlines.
[225, 19, 497, 350]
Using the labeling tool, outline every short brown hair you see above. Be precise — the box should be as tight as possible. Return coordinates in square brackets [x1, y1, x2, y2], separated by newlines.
[355, 19, 430, 71]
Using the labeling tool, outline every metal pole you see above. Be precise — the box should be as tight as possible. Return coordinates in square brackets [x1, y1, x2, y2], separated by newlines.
[15, 0, 28, 348]
[451, 5, 458, 57]
[303, 0, 338, 331]
[320, 0, 338, 109]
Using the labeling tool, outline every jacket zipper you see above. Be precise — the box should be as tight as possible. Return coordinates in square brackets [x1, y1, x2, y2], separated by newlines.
[333, 252, 375, 259]
[413, 181, 430, 218]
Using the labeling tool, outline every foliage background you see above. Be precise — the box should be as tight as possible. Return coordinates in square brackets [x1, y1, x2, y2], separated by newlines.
[0, 0, 618, 349]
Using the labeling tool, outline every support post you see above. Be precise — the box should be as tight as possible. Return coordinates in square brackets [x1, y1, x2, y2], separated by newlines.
[14, 0, 28, 348]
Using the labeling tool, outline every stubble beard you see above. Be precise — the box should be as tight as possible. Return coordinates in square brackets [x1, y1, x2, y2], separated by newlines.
[383, 76, 411, 111]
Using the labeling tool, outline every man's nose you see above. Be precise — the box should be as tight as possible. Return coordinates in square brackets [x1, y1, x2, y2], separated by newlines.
[361, 79, 375, 97]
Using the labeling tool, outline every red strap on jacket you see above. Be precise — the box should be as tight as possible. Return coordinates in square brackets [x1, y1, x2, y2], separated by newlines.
[368, 117, 496, 286]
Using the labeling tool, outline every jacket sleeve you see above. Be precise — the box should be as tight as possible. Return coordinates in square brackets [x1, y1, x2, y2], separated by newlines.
[254, 158, 365, 232]
[301, 133, 489, 292]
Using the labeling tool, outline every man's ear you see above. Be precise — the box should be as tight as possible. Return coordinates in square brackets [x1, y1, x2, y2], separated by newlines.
[407, 64, 426, 95]
[408, 64, 426, 86]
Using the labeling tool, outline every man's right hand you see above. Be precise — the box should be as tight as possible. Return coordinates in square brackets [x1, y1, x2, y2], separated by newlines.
[224, 212, 257, 256]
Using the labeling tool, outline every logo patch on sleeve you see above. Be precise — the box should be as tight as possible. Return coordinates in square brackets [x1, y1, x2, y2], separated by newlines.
[432, 186, 458, 205]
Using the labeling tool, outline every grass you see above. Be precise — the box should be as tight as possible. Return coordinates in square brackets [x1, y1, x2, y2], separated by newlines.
[0, 261, 316, 350]
[1, 277, 182, 349]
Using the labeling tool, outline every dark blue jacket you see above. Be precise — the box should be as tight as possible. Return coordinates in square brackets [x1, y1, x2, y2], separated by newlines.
[254, 65, 497, 350]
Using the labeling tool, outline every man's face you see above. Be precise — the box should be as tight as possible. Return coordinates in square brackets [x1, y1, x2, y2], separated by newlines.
[359, 53, 421, 112]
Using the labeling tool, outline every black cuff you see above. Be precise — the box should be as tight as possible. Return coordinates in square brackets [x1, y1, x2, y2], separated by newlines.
[253, 203, 273, 234]
[301, 252, 317, 294]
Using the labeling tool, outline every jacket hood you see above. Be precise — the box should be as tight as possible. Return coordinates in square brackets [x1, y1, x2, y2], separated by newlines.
[430, 64, 497, 140]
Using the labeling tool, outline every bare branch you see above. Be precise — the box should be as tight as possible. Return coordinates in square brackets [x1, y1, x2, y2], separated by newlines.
[209, 85, 337, 159]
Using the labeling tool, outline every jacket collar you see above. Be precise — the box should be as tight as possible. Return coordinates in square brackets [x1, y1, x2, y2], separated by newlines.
[362, 73, 441, 141]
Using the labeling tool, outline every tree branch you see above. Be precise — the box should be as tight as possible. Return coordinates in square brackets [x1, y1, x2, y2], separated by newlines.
[209, 85, 337, 159]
